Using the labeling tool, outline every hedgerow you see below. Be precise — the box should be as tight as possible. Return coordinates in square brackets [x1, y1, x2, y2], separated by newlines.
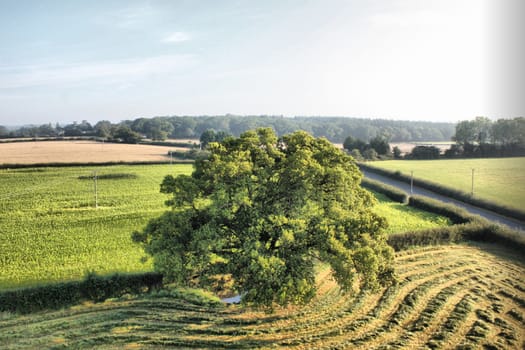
[0, 160, 192, 169]
[0, 272, 163, 314]
[408, 195, 474, 224]
[389, 197, 525, 253]
[361, 178, 408, 203]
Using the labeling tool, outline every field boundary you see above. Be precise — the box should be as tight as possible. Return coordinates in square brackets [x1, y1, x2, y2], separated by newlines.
[0, 136, 197, 148]
[363, 177, 525, 252]
[0, 160, 193, 169]
[359, 163, 525, 222]
[0, 272, 163, 314]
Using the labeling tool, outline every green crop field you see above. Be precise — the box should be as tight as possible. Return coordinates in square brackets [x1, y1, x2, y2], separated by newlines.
[1, 244, 523, 349]
[0, 164, 192, 289]
[0, 164, 450, 291]
[366, 157, 525, 210]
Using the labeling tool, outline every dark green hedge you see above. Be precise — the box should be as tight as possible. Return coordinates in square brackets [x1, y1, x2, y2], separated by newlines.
[0, 272, 163, 314]
[359, 163, 525, 222]
[388, 224, 465, 251]
[139, 140, 196, 148]
[361, 178, 408, 203]
[388, 219, 525, 254]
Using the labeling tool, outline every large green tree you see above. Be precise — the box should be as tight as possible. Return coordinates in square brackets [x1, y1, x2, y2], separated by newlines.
[133, 128, 394, 307]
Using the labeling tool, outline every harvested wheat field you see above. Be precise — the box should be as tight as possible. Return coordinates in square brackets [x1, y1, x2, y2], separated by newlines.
[1, 244, 524, 349]
[0, 141, 188, 164]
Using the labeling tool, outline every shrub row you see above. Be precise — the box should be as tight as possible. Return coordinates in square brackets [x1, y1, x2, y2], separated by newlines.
[78, 173, 138, 180]
[361, 178, 408, 203]
[408, 195, 474, 224]
[0, 137, 197, 149]
[387, 194, 525, 253]
[388, 220, 525, 254]
[359, 163, 525, 222]
[0, 136, 98, 143]
[169, 149, 210, 160]
[0, 272, 163, 314]
[139, 140, 196, 148]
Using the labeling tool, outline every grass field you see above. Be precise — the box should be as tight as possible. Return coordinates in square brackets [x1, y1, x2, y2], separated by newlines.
[366, 158, 525, 210]
[0, 140, 186, 164]
[0, 164, 192, 289]
[0, 164, 450, 291]
[1, 244, 523, 349]
[371, 192, 451, 234]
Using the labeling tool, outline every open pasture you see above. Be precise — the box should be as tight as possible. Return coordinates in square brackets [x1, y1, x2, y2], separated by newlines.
[0, 164, 450, 290]
[366, 158, 525, 211]
[0, 140, 187, 164]
[1, 245, 523, 349]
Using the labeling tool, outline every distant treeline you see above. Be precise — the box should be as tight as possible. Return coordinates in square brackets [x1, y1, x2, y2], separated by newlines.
[0, 115, 455, 143]
[404, 117, 525, 159]
[447, 116, 525, 158]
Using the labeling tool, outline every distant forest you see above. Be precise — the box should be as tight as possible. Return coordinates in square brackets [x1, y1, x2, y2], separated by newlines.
[0, 115, 455, 143]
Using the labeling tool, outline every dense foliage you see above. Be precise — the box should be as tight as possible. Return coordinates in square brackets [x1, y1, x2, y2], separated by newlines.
[1, 115, 455, 143]
[343, 134, 391, 160]
[449, 117, 525, 157]
[134, 129, 395, 307]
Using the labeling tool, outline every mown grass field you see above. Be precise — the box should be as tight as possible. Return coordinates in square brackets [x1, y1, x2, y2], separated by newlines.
[366, 158, 525, 210]
[0, 164, 448, 290]
[1, 244, 523, 349]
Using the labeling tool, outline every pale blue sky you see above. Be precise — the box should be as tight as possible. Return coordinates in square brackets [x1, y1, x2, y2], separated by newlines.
[0, 0, 522, 125]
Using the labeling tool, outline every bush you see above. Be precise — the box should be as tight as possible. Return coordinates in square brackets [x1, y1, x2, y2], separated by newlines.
[407, 145, 440, 159]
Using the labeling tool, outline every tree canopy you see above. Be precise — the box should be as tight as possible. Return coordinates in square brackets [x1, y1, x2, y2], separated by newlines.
[1, 115, 455, 143]
[133, 128, 395, 308]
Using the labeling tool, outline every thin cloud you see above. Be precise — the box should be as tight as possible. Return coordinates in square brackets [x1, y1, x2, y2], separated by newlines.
[162, 32, 191, 43]
[368, 9, 447, 29]
[0, 55, 196, 89]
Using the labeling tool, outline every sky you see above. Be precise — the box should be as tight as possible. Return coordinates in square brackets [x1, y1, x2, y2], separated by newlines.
[0, 0, 523, 126]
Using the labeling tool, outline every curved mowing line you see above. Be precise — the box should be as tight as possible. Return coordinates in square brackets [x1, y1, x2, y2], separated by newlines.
[1, 246, 524, 350]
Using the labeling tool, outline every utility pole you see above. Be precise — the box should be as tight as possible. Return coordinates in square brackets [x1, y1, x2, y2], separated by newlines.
[471, 168, 474, 196]
[93, 170, 98, 208]
[410, 171, 414, 194]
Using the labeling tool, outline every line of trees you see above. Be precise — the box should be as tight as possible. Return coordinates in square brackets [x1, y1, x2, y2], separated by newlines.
[0, 115, 455, 143]
[447, 117, 525, 158]
[343, 135, 393, 160]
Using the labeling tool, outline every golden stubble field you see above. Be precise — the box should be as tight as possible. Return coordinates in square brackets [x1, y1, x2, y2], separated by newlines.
[0, 140, 189, 164]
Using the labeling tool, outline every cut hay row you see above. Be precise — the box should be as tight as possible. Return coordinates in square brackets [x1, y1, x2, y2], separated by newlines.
[1, 244, 523, 349]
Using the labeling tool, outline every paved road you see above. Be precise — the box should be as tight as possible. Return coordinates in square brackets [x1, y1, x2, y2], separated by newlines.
[362, 170, 525, 232]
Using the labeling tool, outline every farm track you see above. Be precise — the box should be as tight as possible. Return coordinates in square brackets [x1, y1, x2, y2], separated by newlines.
[1, 244, 524, 349]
